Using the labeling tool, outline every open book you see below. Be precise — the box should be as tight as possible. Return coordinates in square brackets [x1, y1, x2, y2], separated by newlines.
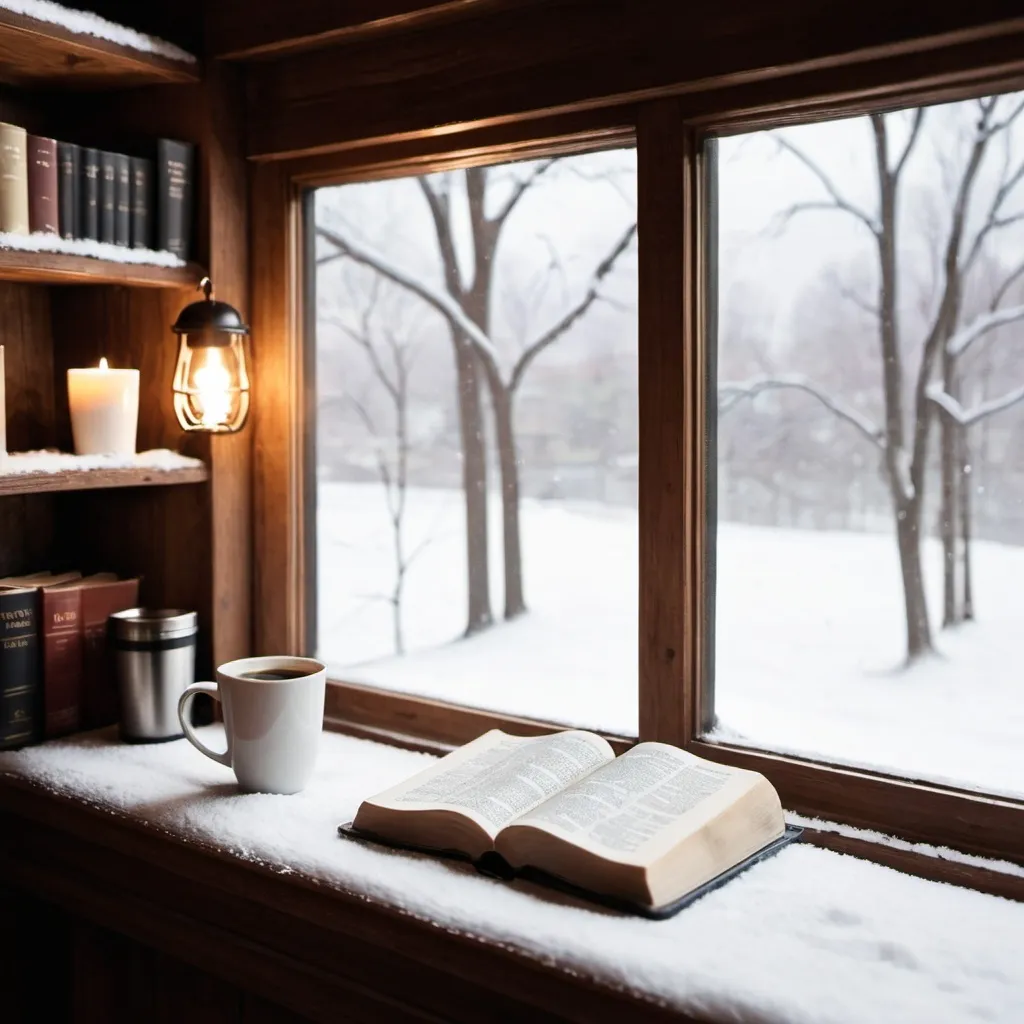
[345, 729, 796, 917]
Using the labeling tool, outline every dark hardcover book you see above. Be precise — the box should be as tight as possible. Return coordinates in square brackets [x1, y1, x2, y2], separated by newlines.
[58, 141, 80, 239]
[129, 157, 152, 250]
[40, 583, 83, 738]
[99, 150, 116, 244]
[80, 147, 100, 240]
[0, 587, 39, 749]
[27, 134, 58, 234]
[81, 576, 139, 729]
[114, 153, 130, 246]
[338, 823, 803, 920]
[156, 138, 194, 259]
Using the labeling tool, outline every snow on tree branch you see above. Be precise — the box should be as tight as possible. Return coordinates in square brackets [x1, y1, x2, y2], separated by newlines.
[945, 304, 1024, 357]
[509, 221, 637, 393]
[316, 224, 499, 360]
[718, 375, 886, 448]
[926, 381, 1024, 426]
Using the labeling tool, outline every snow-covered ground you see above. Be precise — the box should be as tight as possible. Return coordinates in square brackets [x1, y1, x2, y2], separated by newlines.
[317, 481, 1024, 797]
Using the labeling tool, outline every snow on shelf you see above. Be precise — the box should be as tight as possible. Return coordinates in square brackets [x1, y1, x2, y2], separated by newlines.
[2, 730, 1022, 1023]
[0, 449, 203, 476]
[0, 231, 186, 268]
[0, 0, 196, 63]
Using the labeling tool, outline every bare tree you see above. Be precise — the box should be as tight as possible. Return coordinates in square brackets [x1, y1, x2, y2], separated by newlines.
[317, 159, 635, 623]
[325, 277, 426, 655]
[725, 99, 1024, 664]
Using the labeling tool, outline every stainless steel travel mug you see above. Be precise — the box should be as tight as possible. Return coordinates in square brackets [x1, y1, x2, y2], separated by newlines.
[111, 609, 198, 742]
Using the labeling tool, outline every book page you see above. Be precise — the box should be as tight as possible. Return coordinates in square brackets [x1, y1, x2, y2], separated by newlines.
[510, 743, 748, 861]
[371, 729, 614, 834]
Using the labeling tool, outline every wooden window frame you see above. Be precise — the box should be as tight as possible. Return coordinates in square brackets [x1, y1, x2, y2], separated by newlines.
[252, 46, 1024, 866]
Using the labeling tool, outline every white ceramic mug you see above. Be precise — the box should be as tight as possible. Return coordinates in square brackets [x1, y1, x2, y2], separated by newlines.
[177, 656, 326, 794]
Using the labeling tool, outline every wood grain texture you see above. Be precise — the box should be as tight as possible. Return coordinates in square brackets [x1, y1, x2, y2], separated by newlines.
[0, 250, 203, 288]
[0, 6, 198, 89]
[0, 463, 207, 496]
[636, 102, 691, 746]
[209, 0, 493, 60]
[245, 2, 1024, 158]
[325, 680, 634, 755]
[250, 161, 304, 657]
[0, 779, 695, 1024]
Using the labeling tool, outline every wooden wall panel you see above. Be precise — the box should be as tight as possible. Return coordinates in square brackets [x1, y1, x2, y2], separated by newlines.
[244, 1, 1024, 158]
[45, 66, 254, 668]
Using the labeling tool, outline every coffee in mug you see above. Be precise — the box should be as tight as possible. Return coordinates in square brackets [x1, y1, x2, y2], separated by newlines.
[177, 656, 326, 794]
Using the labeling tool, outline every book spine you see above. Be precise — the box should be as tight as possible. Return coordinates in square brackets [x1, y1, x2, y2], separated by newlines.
[99, 151, 116, 244]
[58, 142, 80, 240]
[41, 588, 82, 739]
[0, 590, 38, 749]
[27, 134, 59, 234]
[129, 157, 152, 250]
[157, 139, 194, 259]
[0, 123, 29, 234]
[114, 153, 130, 246]
[80, 147, 99, 241]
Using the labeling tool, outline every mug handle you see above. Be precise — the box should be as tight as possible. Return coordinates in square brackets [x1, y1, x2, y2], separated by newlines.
[177, 682, 231, 767]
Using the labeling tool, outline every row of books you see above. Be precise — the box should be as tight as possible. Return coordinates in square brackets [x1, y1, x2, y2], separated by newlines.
[0, 123, 195, 259]
[0, 570, 139, 749]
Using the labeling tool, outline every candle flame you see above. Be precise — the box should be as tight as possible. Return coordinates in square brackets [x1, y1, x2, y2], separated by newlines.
[98, 357, 109, 370]
[193, 348, 232, 427]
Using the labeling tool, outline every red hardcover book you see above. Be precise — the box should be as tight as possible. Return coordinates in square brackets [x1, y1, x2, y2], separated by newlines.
[80, 576, 140, 729]
[40, 582, 83, 738]
[27, 134, 58, 234]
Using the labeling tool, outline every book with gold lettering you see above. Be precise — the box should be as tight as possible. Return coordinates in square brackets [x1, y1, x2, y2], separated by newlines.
[0, 587, 38, 749]
[342, 729, 799, 918]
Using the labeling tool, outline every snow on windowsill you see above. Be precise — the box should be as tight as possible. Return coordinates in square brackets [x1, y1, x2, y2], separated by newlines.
[0, 232, 187, 268]
[0, 0, 196, 63]
[787, 812, 1024, 880]
[0, 449, 203, 476]
[1, 729, 1022, 1024]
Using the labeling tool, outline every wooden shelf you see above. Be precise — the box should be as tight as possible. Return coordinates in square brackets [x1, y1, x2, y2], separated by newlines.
[0, 249, 204, 288]
[0, 8, 199, 89]
[0, 463, 208, 497]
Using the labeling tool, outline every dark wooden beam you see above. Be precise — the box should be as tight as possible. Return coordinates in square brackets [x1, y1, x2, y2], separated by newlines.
[209, 0, 497, 60]
[245, 1, 1024, 159]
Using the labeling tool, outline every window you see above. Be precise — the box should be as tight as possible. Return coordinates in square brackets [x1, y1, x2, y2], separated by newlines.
[312, 149, 638, 735]
[709, 92, 1024, 797]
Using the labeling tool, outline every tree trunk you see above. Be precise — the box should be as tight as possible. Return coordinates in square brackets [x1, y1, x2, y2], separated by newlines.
[960, 427, 974, 622]
[940, 349, 959, 627]
[490, 380, 526, 619]
[455, 338, 493, 635]
[895, 497, 933, 660]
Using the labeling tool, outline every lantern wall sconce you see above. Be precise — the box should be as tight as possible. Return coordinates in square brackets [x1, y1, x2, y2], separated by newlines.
[172, 277, 251, 433]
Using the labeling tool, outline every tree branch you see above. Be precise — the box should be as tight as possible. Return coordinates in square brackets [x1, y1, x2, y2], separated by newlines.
[945, 303, 1024, 357]
[718, 375, 886, 448]
[927, 380, 1024, 426]
[508, 221, 636, 393]
[775, 136, 879, 235]
[893, 108, 926, 179]
[316, 224, 499, 360]
[491, 159, 557, 225]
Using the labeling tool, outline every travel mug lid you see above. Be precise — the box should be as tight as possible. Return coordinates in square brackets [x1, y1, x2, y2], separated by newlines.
[110, 608, 198, 643]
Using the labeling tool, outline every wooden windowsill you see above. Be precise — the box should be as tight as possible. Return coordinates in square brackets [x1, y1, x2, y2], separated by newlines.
[1, 730, 1021, 1023]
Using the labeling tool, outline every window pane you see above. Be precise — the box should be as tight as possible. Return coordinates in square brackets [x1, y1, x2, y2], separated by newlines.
[710, 94, 1024, 796]
[313, 150, 638, 734]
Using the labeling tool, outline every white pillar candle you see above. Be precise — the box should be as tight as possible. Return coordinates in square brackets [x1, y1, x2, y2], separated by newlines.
[67, 358, 140, 456]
